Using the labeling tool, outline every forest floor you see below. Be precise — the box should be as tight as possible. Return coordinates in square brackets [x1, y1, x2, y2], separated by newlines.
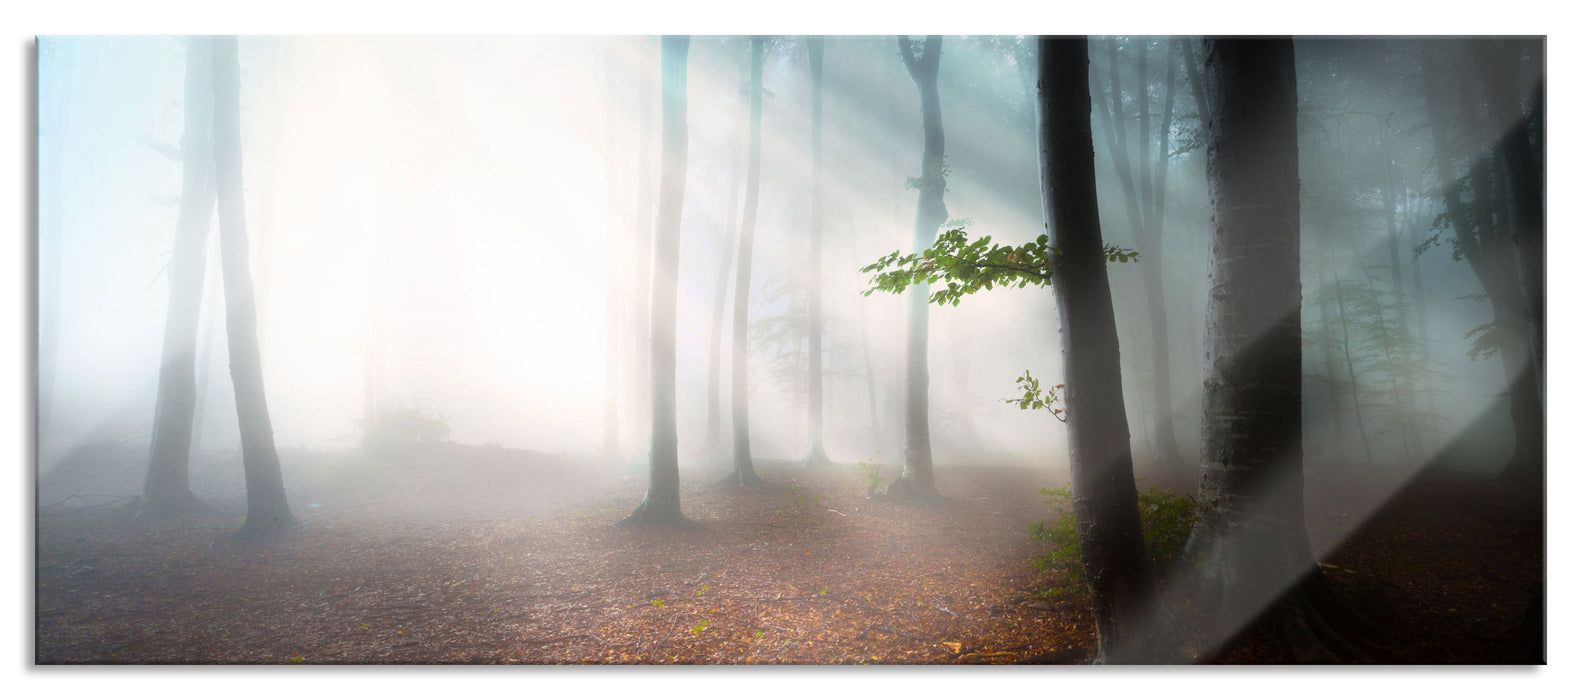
[34, 444, 1542, 665]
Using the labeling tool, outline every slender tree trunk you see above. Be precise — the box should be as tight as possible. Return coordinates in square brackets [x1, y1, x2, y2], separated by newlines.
[1093, 38, 1182, 468]
[704, 40, 748, 457]
[1315, 263, 1349, 460]
[1381, 165, 1423, 459]
[212, 36, 297, 541]
[140, 37, 217, 519]
[1036, 37, 1156, 663]
[851, 239, 884, 455]
[726, 37, 766, 486]
[1144, 40, 1184, 467]
[628, 35, 657, 466]
[621, 36, 691, 527]
[885, 35, 946, 504]
[803, 36, 832, 467]
[1192, 38, 1365, 662]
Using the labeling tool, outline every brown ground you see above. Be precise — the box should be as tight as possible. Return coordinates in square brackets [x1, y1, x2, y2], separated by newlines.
[33, 446, 1542, 664]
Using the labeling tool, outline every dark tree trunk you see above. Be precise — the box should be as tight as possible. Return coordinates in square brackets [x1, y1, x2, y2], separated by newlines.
[621, 36, 692, 527]
[885, 35, 946, 504]
[1421, 47, 1543, 483]
[704, 40, 748, 457]
[1192, 38, 1367, 662]
[725, 37, 766, 487]
[1472, 41, 1544, 388]
[212, 36, 297, 541]
[803, 36, 832, 468]
[140, 37, 218, 519]
[1035, 36, 1156, 664]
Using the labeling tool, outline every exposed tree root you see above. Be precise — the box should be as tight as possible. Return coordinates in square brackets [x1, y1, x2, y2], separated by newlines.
[801, 445, 832, 469]
[615, 500, 697, 531]
[878, 474, 942, 506]
[719, 469, 766, 488]
[232, 511, 302, 543]
[1208, 572, 1390, 664]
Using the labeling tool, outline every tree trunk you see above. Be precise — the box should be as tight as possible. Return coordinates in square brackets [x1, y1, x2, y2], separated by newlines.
[1093, 38, 1183, 469]
[1381, 165, 1423, 460]
[141, 37, 219, 519]
[1472, 41, 1544, 388]
[803, 36, 832, 468]
[1036, 36, 1156, 664]
[851, 239, 884, 455]
[725, 37, 766, 486]
[212, 36, 297, 541]
[885, 35, 946, 504]
[703, 40, 748, 457]
[628, 35, 657, 466]
[1421, 47, 1542, 482]
[797, 36, 835, 465]
[1192, 38, 1366, 662]
[621, 36, 691, 527]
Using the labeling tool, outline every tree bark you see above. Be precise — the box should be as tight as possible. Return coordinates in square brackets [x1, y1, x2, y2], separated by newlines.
[884, 35, 946, 504]
[703, 39, 748, 457]
[1192, 38, 1364, 662]
[628, 35, 657, 466]
[622, 36, 692, 527]
[725, 37, 767, 486]
[212, 36, 297, 541]
[803, 36, 832, 468]
[1472, 41, 1544, 388]
[1421, 46, 1542, 482]
[1036, 36, 1156, 664]
[141, 37, 219, 519]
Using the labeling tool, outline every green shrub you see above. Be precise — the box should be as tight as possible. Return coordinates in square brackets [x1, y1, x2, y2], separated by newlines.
[1028, 482, 1201, 598]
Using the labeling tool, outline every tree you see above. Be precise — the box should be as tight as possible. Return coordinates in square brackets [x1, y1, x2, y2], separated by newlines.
[803, 36, 832, 468]
[1092, 37, 1187, 468]
[212, 36, 297, 541]
[860, 36, 1151, 662]
[140, 37, 219, 520]
[1419, 43, 1542, 484]
[628, 35, 658, 466]
[1471, 40, 1544, 389]
[725, 36, 767, 487]
[887, 35, 947, 504]
[621, 35, 692, 527]
[1034, 36, 1157, 663]
[703, 38, 748, 458]
[1189, 37, 1368, 661]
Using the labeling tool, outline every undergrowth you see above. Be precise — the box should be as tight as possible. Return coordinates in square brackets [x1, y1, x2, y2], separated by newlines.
[1028, 482, 1201, 598]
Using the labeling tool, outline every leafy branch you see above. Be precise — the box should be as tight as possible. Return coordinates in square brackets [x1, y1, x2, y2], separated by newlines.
[860, 226, 1139, 307]
[1004, 370, 1066, 423]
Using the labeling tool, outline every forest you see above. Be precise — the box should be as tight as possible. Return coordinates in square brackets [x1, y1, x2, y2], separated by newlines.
[33, 34, 1544, 665]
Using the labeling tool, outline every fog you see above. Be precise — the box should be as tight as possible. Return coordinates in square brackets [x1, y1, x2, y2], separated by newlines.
[37, 35, 1535, 489]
